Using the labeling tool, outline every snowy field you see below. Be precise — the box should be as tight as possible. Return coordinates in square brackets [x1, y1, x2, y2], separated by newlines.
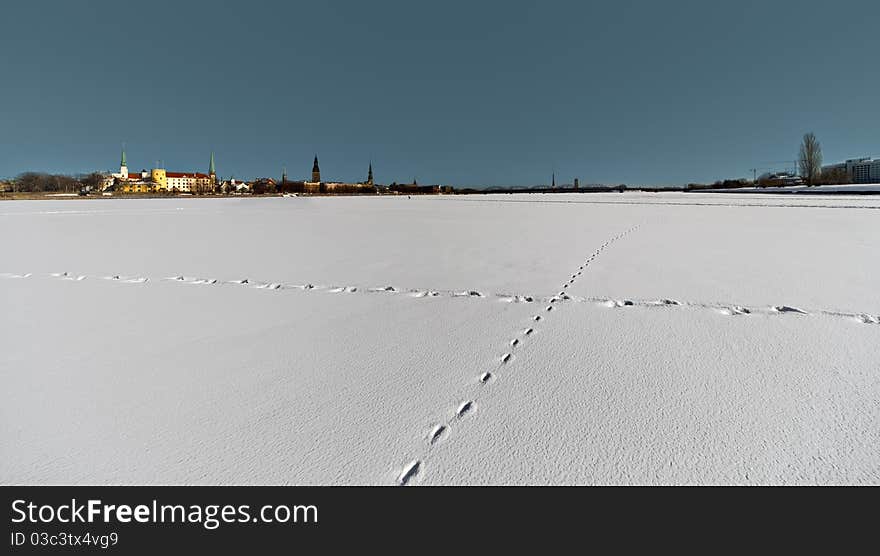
[2, 193, 878, 485]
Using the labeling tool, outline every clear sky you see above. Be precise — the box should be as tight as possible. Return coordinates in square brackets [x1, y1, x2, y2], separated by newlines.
[1, 0, 877, 186]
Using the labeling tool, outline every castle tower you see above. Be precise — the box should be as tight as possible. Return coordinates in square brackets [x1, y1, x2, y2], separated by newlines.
[119, 147, 129, 179]
[367, 162, 373, 185]
[311, 155, 321, 183]
[209, 152, 216, 184]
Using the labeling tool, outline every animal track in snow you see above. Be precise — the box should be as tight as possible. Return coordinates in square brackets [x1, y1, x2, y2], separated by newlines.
[370, 285, 397, 293]
[456, 401, 474, 418]
[773, 305, 808, 315]
[453, 290, 484, 298]
[386, 224, 644, 485]
[397, 460, 421, 486]
[0, 272, 32, 279]
[254, 282, 282, 290]
[651, 298, 680, 306]
[587, 295, 876, 325]
[105, 275, 146, 283]
[717, 306, 751, 316]
[428, 424, 448, 445]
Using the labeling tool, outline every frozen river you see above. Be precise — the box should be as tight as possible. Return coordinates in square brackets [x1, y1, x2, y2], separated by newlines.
[2, 193, 878, 484]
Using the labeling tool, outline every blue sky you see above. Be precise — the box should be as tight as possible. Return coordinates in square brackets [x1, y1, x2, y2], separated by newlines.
[1, 0, 877, 186]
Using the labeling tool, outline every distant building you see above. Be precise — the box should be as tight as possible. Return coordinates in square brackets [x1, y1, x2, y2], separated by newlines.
[303, 155, 322, 193]
[756, 171, 802, 187]
[822, 158, 880, 184]
[311, 155, 321, 183]
[301, 156, 375, 194]
[104, 149, 217, 193]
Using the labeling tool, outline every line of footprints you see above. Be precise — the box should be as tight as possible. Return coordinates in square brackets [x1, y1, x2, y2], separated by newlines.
[396, 225, 641, 485]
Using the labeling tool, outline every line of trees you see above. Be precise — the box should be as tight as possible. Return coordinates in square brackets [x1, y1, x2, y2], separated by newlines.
[5, 172, 105, 193]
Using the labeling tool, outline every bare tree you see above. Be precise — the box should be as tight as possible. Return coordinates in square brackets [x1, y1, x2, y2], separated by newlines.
[798, 132, 822, 186]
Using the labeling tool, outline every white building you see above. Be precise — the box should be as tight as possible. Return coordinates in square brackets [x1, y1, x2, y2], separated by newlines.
[822, 158, 880, 184]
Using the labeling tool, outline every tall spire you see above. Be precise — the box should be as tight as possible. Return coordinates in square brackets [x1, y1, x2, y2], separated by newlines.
[367, 162, 373, 185]
[209, 151, 215, 175]
[552, 172, 555, 188]
[311, 155, 321, 183]
[120, 146, 127, 168]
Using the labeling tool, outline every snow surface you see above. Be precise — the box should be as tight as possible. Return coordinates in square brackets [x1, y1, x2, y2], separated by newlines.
[713, 183, 880, 194]
[1, 194, 878, 485]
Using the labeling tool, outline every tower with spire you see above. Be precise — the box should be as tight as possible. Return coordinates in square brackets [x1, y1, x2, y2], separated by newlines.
[366, 162, 374, 186]
[119, 146, 129, 179]
[209, 152, 216, 185]
[551, 172, 555, 189]
[311, 155, 321, 183]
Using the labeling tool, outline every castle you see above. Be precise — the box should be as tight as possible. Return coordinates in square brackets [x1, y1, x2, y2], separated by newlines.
[106, 149, 217, 193]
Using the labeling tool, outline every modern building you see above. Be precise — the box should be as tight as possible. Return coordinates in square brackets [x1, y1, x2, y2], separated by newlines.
[821, 158, 880, 184]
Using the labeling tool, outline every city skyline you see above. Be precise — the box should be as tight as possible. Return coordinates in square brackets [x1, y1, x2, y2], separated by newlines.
[1, 0, 878, 186]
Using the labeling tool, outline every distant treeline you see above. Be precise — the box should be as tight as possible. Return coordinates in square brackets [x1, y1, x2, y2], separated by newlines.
[3, 172, 104, 193]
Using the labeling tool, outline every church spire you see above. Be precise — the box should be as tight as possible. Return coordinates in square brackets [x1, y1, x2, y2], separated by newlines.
[311, 155, 321, 183]
[209, 151, 215, 175]
[120, 146, 127, 168]
[367, 162, 373, 185]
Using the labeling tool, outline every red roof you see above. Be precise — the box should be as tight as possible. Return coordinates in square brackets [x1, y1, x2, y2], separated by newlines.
[166, 172, 211, 178]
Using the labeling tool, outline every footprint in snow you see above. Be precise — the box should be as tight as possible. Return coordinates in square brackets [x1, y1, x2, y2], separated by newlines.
[480, 371, 493, 383]
[428, 424, 448, 445]
[717, 306, 751, 316]
[456, 401, 474, 418]
[501, 352, 512, 364]
[773, 305, 808, 315]
[454, 290, 483, 298]
[397, 460, 421, 486]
